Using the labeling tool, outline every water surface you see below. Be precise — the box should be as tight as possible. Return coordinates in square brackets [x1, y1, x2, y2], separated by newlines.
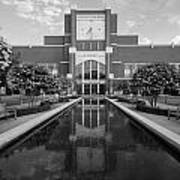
[0, 99, 180, 180]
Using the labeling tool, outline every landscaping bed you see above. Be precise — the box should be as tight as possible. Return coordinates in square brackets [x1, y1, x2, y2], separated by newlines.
[16, 103, 51, 117]
[111, 95, 177, 117]
[0, 103, 51, 120]
[117, 96, 138, 104]
[136, 104, 168, 116]
[114, 95, 170, 117]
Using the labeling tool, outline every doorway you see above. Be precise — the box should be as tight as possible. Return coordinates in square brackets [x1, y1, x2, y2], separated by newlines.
[75, 60, 106, 95]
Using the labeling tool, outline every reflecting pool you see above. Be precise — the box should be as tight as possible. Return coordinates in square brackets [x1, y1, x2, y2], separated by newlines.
[0, 99, 180, 180]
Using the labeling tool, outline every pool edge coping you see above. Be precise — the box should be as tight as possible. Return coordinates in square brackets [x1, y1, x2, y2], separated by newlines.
[106, 97, 180, 152]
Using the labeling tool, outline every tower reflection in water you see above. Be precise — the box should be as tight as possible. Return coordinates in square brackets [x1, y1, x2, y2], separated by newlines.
[68, 98, 112, 177]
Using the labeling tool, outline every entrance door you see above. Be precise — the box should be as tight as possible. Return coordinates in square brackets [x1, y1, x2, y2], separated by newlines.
[75, 60, 106, 95]
[84, 84, 90, 95]
[92, 84, 97, 94]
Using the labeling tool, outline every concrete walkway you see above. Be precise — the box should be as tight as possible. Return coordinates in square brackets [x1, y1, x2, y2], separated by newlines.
[0, 102, 65, 135]
[0, 98, 81, 150]
[107, 98, 180, 152]
[120, 101, 180, 135]
[0, 98, 76, 135]
[138, 112, 180, 135]
[156, 102, 178, 110]
[0, 112, 45, 135]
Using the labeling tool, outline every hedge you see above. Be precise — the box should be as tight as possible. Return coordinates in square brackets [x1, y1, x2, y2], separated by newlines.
[136, 104, 168, 116]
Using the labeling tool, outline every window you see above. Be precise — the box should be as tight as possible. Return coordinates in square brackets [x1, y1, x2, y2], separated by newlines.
[124, 63, 151, 78]
[91, 61, 98, 79]
[84, 84, 90, 94]
[38, 63, 58, 76]
[92, 84, 97, 94]
[84, 61, 90, 79]
[99, 63, 105, 79]
[124, 64, 132, 78]
[75, 63, 82, 79]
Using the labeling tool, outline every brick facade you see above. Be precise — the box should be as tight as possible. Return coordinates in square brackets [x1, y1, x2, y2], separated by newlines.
[12, 8, 180, 93]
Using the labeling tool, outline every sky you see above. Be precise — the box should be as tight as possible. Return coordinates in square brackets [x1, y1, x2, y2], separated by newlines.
[1, 0, 180, 45]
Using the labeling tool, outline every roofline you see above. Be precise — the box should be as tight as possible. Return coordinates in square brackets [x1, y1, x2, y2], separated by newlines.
[71, 8, 107, 11]
[12, 45, 68, 48]
[111, 43, 180, 48]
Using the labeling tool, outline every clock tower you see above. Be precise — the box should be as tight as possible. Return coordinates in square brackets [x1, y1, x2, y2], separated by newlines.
[68, 8, 114, 95]
[76, 14, 105, 40]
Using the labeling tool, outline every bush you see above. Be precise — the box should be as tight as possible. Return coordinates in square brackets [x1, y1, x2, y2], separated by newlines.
[136, 100, 146, 106]
[40, 100, 51, 106]
[117, 96, 138, 104]
[16, 103, 50, 117]
[59, 96, 69, 102]
[136, 104, 168, 116]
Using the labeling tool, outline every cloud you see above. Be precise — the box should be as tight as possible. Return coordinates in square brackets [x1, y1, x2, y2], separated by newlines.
[168, 15, 180, 26]
[102, 0, 170, 12]
[170, 36, 180, 44]
[102, 0, 172, 25]
[1, 0, 76, 32]
[126, 20, 136, 28]
[1, 0, 11, 5]
[140, 37, 152, 45]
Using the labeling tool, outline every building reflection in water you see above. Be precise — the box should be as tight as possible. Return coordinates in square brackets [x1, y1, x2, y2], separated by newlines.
[0, 99, 180, 180]
[68, 98, 112, 178]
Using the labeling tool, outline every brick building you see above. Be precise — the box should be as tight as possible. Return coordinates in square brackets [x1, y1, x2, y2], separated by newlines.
[13, 8, 180, 95]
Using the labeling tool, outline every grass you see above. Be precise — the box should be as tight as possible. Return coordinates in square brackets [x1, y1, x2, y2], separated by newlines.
[157, 95, 180, 106]
[0, 95, 43, 106]
[143, 95, 180, 106]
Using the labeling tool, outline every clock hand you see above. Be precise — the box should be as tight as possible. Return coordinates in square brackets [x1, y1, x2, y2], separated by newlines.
[86, 27, 92, 34]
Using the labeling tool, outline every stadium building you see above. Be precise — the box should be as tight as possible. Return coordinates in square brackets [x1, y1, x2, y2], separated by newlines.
[13, 8, 180, 95]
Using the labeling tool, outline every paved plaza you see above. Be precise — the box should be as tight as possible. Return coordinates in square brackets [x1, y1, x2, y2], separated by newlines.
[120, 101, 180, 135]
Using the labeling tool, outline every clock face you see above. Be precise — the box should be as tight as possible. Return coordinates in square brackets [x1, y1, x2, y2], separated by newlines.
[76, 14, 105, 40]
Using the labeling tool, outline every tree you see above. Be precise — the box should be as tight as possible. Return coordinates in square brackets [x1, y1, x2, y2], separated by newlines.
[7, 64, 50, 95]
[0, 38, 12, 91]
[7, 64, 71, 96]
[132, 63, 180, 106]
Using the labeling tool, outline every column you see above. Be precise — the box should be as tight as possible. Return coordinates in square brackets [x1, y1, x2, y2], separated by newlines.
[69, 47, 76, 92]
[82, 99, 84, 126]
[90, 99, 92, 128]
[97, 62, 100, 94]
[90, 60, 92, 96]
[71, 9, 76, 47]
[69, 9, 76, 93]
[82, 62, 84, 95]
[97, 98, 100, 127]
[106, 47, 113, 94]
[97, 42, 100, 50]
[109, 73, 114, 95]
[105, 8, 111, 47]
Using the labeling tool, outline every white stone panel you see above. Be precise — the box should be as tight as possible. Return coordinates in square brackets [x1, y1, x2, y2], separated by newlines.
[75, 51, 105, 65]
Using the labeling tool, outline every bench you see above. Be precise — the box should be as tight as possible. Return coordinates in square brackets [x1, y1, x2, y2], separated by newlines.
[0, 103, 17, 120]
[168, 107, 180, 120]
